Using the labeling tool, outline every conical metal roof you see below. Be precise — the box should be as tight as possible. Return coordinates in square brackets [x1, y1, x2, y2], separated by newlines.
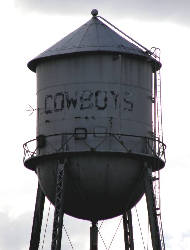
[28, 16, 159, 72]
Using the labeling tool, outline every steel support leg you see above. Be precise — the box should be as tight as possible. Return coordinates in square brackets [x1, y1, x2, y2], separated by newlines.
[29, 183, 45, 250]
[51, 160, 66, 250]
[90, 221, 98, 250]
[144, 164, 162, 250]
[123, 210, 134, 250]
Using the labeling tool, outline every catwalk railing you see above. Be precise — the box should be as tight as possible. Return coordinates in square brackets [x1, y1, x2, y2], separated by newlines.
[23, 133, 166, 164]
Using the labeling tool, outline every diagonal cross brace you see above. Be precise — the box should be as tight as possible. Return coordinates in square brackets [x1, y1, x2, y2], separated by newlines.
[51, 159, 66, 250]
[123, 210, 134, 250]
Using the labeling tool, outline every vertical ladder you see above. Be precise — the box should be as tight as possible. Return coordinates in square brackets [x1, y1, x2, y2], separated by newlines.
[144, 164, 165, 250]
[152, 52, 164, 159]
[144, 166, 162, 250]
[151, 48, 165, 249]
[152, 170, 165, 250]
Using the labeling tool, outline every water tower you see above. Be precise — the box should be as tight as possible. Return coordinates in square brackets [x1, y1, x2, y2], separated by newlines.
[23, 10, 166, 250]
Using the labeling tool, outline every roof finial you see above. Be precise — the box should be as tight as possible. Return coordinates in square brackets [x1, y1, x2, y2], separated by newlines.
[91, 9, 98, 17]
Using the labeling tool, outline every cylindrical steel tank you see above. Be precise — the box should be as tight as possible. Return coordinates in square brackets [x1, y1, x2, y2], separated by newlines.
[24, 14, 165, 221]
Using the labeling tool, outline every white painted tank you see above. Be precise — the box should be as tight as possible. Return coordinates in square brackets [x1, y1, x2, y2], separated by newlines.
[24, 13, 165, 220]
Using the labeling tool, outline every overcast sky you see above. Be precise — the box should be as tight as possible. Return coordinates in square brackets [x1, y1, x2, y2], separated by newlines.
[1, 0, 190, 249]
[14, 0, 190, 26]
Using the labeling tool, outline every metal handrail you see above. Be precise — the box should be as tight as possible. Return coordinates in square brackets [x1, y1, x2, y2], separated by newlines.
[23, 132, 166, 163]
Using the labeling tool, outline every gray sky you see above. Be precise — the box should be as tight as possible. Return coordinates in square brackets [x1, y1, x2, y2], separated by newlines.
[0, 212, 31, 250]
[14, 0, 190, 25]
